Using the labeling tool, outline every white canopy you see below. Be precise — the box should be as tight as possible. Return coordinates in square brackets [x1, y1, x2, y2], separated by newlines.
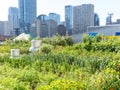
[14, 33, 31, 41]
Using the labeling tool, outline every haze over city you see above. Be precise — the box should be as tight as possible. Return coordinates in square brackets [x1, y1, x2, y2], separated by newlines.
[0, 0, 120, 25]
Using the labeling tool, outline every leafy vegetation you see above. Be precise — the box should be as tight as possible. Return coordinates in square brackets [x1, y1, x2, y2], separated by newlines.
[0, 35, 120, 90]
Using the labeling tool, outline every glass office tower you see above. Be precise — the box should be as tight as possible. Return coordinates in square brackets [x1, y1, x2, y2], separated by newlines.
[18, 0, 37, 33]
[65, 5, 73, 35]
[8, 7, 19, 36]
[94, 13, 100, 26]
[49, 13, 60, 25]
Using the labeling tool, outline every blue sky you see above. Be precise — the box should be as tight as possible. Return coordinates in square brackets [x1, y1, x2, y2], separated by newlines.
[0, 0, 120, 25]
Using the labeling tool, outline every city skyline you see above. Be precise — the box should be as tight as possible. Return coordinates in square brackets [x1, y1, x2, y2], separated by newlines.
[0, 0, 120, 25]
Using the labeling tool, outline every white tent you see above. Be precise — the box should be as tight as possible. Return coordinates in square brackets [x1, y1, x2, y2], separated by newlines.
[14, 33, 31, 41]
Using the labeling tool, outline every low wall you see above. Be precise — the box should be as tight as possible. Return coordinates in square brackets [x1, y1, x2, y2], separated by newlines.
[87, 24, 120, 36]
[72, 24, 120, 43]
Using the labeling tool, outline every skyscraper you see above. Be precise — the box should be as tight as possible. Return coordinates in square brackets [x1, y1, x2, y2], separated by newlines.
[0, 21, 10, 36]
[94, 13, 100, 26]
[73, 4, 94, 34]
[8, 7, 19, 36]
[106, 13, 113, 25]
[18, 0, 37, 33]
[0, 21, 4, 36]
[36, 19, 57, 38]
[37, 14, 49, 21]
[106, 16, 111, 25]
[49, 13, 60, 25]
[65, 5, 73, 35]
[18, 0, 24, 32]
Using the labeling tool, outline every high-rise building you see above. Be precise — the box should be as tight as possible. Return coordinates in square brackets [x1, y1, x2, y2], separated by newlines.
[49, 13, 60, 25]
[106, 16, 111, 25]
[0, 21, 4, 36]
[106, 13, 113, 25]
[8, 7, 19, 36]
[65, 5, 73, 35]
[18, 0, 37, 33]
[36, 20, 48, 38]
[94, 13, 100, 26]
[37, 19, 57, 38]
[0, 21, 10, 36]
[4, 21, 10, 36]
[73, 4, 94, 34]
[60, 21, 66, 26]
[46, 20, 57, 37]
[18, 0, 24, 32]
[37, 14, 49, 21]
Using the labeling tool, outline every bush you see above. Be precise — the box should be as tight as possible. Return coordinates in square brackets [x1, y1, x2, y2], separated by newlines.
[65, 36, 74, 46]
[37, 79, 85, 90]
[82, 34, 102, 44]
[18, 69, 39, 89]
[40, 44, 54, 54]
[94, 34, 102, 42]
[13, 82, 29, 90]
[42, 36, 57, 46]
[82, 34, 89, 43]
[35, 36, 41, 40]
[56, 36, 67, 46]
[43, 35, 74, 47]
[87, 70, 120, 90]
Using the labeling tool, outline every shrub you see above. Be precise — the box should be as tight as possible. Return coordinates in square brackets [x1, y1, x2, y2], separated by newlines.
[43, 35, 74, 46]
[35, 36, 41, 40]
[18, 69, 39, 89]
[87, 70, 120, 90]
[20, 47, 30, 54]
[37, 79, 85, 90]
[56, 36, 67, 46]
[82, 34, 102, 44]
[65, 36, 74, 46]
[13, 82, 29, 90]
[82, 34, 90, 43]
[40, 44, 54, 54]
[94, 34, 102, 42]
[42, 36, 57, 46]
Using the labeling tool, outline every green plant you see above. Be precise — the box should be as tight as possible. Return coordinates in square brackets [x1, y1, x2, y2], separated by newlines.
[43, 35, 74, 46]
[82, 34, 90, 43]
[40, 44, 54, 54]
[0, 34, 120, 90]
[35, 36, 41, 40]
[18, 69, 39, 89]
[94, 34, 102, 42]
[65, 36, 74, 46]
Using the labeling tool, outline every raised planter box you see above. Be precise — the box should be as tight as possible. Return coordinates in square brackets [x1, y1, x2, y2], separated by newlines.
[10, 49, 20, 58]
[29, 40, 42, 52]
